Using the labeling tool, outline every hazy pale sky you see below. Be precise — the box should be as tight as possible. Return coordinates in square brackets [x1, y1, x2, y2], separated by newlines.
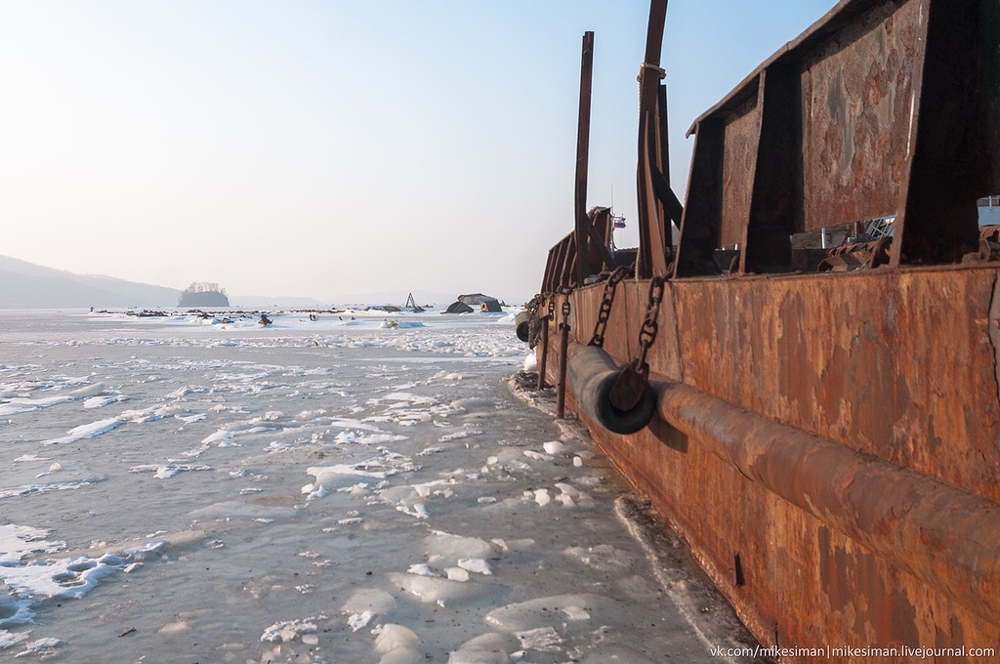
[0, 0, 832, 303]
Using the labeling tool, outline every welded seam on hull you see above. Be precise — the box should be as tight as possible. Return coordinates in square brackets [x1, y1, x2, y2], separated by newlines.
[989, 270, 1000, 409]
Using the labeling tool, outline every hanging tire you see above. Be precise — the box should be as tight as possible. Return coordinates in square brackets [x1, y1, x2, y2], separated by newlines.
[515, 310, 531, 342]
[567, 345, 656, 434]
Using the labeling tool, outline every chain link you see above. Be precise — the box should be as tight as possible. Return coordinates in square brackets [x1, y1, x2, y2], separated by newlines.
[607, 276, 667, 412]
[526, 294, 542, 318]
[526, 294, 545, 349]
[557, 286, 573, 331]
[588, 266, 629, 347]
[634, 276, 666, 376]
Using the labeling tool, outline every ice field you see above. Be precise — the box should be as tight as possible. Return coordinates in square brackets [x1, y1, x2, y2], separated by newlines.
[0, 308, 750, 663]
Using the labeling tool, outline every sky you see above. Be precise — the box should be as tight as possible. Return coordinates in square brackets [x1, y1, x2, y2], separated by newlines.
[0, 0, 834, 304]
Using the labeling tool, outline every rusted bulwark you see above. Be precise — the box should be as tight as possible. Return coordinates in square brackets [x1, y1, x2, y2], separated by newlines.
[541, 208, 617, 293]
[670, 268, 1000, 501]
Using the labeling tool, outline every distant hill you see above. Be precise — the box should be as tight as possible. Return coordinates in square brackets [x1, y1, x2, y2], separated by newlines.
[0, 255, 533, 310]
[0, 255, 181, 309]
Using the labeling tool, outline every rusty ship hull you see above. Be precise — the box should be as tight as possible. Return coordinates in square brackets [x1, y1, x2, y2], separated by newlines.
[529, 0, 1000, 659]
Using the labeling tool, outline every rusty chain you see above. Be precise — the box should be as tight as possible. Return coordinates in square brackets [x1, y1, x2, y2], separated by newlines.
[608, 275, 665, 412]
[526, 294, 545, 349]
[526, 294, 541, 318]
[557, 286, 573, 331]
[634, 276, 666, 377]
[588, 266, 629, 348]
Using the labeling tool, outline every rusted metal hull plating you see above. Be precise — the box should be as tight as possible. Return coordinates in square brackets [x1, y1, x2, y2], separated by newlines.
[540, 267, 1000, 659]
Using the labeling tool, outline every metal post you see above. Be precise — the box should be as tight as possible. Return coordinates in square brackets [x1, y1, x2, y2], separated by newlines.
[574, 32, 595, 286]
[536, 309, 550, 390]
[636, 0, 670, 279]
[556, 293, 571, 418]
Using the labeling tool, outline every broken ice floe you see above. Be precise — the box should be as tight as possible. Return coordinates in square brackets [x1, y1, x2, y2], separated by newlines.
[0, 524, 174, 648]
[42, 417, 124, 445]
[303, 451, 417, 499]
[542, 440, 566, 455]
[0, 629, 29, 651]
[485, 593, 614, 636]
[342, 588, 396, 615]
[514, 625, 564, 651]
[348, 610, 376, 632]
[0, 476, 103, 502]
[129, 464, 213, 479]
[83, 392, 123, 409]
[388, 572, 485, 605]
[457, 558, 493, 575]
[0, 526, 65, 566]
[563, 543, 637, 572]
[448, 632, 512, 664]
[0, 396, 76, 417]
[407, 564, 435, 576]
[333, 430, 408, 445]
[260, 616, 322, 643]
[439, 430, 483, 442]
[0, 554, 123, 600]
[375, 624, 421, 663]
[10, 637, 62, 658]
[119, 407, 164, 423]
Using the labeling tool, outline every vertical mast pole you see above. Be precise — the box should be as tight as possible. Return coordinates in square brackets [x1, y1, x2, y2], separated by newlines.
[574, 31, 596, 287]
[636, 0, 669, 278]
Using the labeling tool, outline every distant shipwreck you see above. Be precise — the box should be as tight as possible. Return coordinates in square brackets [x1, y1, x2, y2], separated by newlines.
[445, 293, 503, 314]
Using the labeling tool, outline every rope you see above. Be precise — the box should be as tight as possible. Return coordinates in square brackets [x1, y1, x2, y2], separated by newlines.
[637, 62, 666, 81]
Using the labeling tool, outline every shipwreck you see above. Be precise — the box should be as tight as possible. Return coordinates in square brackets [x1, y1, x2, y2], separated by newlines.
[524, 0, 1000, 659]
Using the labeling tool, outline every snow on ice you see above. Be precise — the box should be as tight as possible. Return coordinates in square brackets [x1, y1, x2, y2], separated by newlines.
[0, 308, 742, 663]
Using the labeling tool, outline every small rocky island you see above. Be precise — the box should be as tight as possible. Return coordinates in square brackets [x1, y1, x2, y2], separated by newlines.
[178, 282, 230, 307]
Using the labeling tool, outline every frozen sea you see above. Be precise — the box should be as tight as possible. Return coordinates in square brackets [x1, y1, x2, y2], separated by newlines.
[0, 308, 753, 663]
